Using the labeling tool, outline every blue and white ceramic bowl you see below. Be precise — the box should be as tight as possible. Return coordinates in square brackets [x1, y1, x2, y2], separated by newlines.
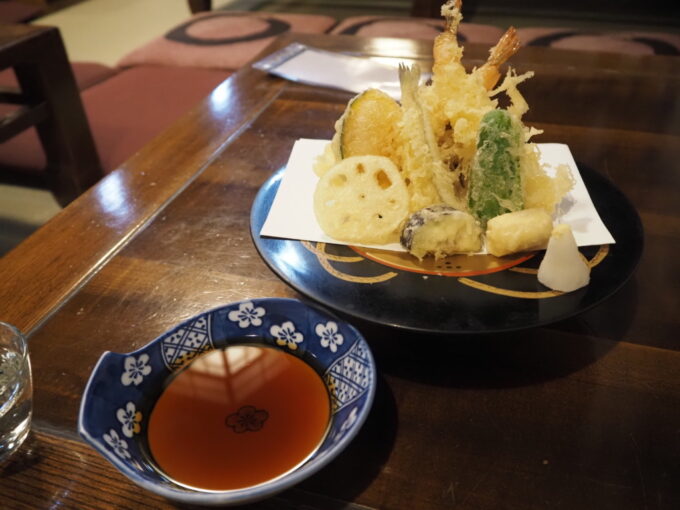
[78, 298, 376, 506]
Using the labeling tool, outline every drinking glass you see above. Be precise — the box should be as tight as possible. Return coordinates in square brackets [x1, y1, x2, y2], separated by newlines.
[0, 321, 32, 463]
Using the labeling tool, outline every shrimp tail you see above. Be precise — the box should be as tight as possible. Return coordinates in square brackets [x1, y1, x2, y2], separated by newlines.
[478, 26, 521, 90]
[488, 26, 520, 67]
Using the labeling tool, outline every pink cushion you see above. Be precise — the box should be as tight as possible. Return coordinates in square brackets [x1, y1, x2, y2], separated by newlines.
[516, 27, 680, 56]
[0, 65, 231, 174]
[0, 62, 118, 91]
[117, 11, 337, 71]
[330, 16, 504, 45]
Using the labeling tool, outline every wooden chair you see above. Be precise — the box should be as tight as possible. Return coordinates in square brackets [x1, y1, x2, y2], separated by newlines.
[0, 25, 102, 206]
[188, 0, 212, 14]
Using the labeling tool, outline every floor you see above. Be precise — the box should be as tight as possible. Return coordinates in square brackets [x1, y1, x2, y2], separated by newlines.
[1, 0, 677, 255]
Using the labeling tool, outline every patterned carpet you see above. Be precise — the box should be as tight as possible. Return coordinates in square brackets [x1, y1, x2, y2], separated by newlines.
[223, 0, 413, 20]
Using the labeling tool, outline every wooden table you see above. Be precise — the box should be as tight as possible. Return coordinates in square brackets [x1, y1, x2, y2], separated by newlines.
[1, 33, 679, 509]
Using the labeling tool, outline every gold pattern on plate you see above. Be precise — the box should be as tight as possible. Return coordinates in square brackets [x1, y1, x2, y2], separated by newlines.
[301, 241, 365, 262]
[457, 278, 564, 299]
[460, 245, 610, 298]
[587, 244, 610, 268]
[349, 246, 533, 277]
[302, 241, 398, 284]
[303, 239, 610, 299]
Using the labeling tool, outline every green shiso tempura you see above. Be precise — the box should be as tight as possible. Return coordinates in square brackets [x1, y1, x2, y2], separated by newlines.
[468, 109, 524, 226]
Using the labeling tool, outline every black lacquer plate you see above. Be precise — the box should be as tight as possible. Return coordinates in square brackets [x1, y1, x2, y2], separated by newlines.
[250, 164, 643, 334]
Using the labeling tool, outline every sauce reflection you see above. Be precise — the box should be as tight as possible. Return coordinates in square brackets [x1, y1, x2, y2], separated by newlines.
[148, 345, 330, 491]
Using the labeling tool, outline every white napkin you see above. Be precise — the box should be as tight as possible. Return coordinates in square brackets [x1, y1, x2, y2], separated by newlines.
[260, 139, 615, 252]
[252, 42, 410, 99]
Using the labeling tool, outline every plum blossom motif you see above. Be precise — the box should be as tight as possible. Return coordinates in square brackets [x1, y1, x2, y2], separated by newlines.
[270, 321, 303, 350]
[228, 302, 266, 328]
[103, 429, 131, 459]
[334, 407, 358, 443]
[121, 354, 152, 386]
[116, 402, 142, 438]
[316, 321, 344, 353]
[225, 405, 269, 433]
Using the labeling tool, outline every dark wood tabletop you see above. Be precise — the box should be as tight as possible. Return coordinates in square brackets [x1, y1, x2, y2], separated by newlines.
[1, 33, 679, 510]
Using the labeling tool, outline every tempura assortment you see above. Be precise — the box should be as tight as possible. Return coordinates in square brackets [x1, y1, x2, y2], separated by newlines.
[312, 0, 584, 289]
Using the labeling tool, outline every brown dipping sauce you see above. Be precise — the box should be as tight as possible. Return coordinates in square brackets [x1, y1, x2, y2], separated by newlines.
[148, 345, 331, 491]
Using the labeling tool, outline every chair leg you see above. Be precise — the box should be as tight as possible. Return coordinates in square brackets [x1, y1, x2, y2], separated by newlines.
[188, 0, 212, 14]
[13, 29, 102, 206]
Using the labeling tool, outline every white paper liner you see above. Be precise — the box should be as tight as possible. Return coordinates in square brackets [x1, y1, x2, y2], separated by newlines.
[260, 139, 615, 253]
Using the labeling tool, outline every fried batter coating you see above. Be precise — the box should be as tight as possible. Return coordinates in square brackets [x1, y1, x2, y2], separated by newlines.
[398, 64, 444, 211]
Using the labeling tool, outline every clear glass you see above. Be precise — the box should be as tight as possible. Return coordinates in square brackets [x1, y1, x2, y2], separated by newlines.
[0, 321, 32, 463]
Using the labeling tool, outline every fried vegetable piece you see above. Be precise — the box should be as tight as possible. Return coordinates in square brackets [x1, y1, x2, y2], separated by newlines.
[340, 89, 402, 162]
[468, 109, 524, 226]
[313, 156, 409, 244]
[485, 208, 552, 257]
[400, 205, 482, 259]
[314, 89, 402, 177]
